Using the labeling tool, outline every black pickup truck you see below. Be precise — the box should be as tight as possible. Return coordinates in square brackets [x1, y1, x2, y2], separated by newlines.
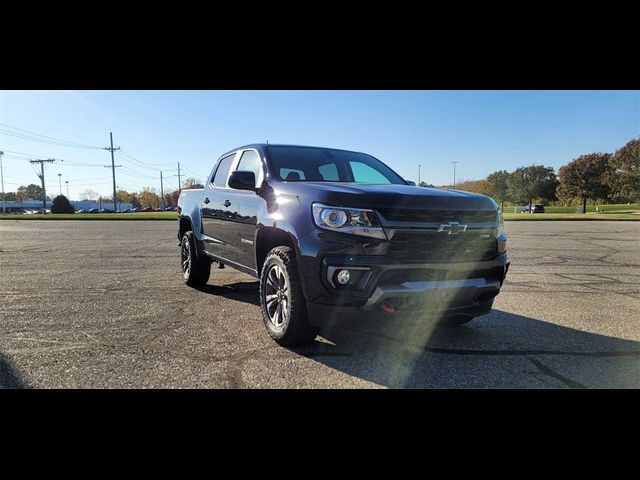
[177, 144, 509, 345]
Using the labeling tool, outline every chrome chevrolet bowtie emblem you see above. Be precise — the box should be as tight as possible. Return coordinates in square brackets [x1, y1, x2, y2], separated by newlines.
[438, 222, 467, 235]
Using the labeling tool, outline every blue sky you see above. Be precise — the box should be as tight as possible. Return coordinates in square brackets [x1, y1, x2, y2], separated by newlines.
[0, 90, 638, 199]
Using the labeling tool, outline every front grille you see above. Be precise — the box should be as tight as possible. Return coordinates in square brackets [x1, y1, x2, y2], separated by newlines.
[377, 208, 497, 224]
[386, 231, 497, 262]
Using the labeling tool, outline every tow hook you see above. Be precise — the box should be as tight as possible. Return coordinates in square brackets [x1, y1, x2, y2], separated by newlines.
[380, 301, 396, 313]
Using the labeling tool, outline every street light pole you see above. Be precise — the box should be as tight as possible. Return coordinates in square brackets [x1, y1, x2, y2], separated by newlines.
[452, 161, 458, 189]
[418, 164, 422, 186]
[58, 173, 62, 196]
[65, 181, 69, 198]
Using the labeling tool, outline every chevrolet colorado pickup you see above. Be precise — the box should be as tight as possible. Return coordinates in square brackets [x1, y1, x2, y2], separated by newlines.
[177, 144, 509, 346]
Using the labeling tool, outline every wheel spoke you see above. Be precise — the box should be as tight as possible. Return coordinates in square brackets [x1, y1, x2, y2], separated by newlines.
[277, 267, 285, 288]
[266, 295, 278, 310]
[267, 269, 279, 290]
[275, 303, 283, 326]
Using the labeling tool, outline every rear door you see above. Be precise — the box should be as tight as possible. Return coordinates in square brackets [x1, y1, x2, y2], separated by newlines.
[201, 152, 237, 257]
[214, 148, 265, 271]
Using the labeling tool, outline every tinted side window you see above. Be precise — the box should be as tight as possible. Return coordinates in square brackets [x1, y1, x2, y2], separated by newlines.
[212, 154, 235, 187]
[280, 168, 306, 181]
[318, 163, 339, 181]
[349, 161, 392, 184]
[236, 150, 263, 185]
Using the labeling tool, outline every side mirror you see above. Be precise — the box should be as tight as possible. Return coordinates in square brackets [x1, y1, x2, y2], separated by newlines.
[405, 180, 416, 186]
[228, 170, 256, 191]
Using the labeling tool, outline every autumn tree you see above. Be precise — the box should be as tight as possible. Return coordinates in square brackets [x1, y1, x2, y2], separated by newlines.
[139, 187, 160, 209]
[454, 179, 488, 195]
[26, 184, 45, 200]
[507, 165, 558, 211]
[608, 138, 639, 202]
[557, 153, 612, 213]
[16, 186, 29, 206]
[0, 192, 17, 201]
[485, 170, 511, 210]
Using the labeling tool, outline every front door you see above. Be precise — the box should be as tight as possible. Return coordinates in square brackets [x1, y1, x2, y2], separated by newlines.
[214, 149, 265, 271]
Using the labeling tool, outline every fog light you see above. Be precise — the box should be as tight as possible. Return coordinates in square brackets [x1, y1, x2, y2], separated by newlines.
[336, 269, 351, 285]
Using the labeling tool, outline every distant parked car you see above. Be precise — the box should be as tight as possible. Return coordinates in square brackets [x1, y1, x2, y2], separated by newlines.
[120, 209, 131, 213]
[88, 208, 99, 213]
[520, 204, 545, 213]
[100, 208, 115, 213]
[164, 206, 177, 211]
[131, 207, 142, 212]
[141, 207, 154, 212]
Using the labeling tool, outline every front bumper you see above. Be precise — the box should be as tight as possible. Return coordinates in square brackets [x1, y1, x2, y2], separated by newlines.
[299, 250, 509, 312]
[362, 277, 502, 311]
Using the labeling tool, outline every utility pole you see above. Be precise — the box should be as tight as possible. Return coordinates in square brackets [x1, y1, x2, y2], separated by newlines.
[418, 164, 422, 186]
[104, 132, 121, 212]
[452, 161, 458, 189]
[160, 171, 165, 210]
[58, 173, 62, 196]
[177, 162, 182, 193]
[0, 151, 5, 214]
[29, 159, 55, 212]
[103, 161, 122, 210]
[65, 181, 69, 198]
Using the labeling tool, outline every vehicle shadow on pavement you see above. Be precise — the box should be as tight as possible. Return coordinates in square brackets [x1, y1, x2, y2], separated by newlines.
[293, 309, 640, 388]
[0, 353, 29, 389]
[197, 281, 261, 306]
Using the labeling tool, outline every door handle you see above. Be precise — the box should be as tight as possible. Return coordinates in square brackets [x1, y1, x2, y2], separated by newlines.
[203, 197, 210, 204]
[223, 200, 231, 207]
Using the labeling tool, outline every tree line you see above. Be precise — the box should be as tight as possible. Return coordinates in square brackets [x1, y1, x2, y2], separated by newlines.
[1, 177, 204, 210]
[438, 138, 639, 212]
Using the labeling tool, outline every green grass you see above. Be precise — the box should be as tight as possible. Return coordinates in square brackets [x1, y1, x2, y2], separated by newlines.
[503, 212, 640, 221]
[0, 212, 177, 220]
[503, 203, 639, 213]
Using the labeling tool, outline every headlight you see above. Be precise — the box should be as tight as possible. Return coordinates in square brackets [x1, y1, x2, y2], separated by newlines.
[312, 203, 387, 240]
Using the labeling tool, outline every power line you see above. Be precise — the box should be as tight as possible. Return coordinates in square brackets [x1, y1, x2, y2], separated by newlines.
[0, 122, 102, 149]
[0, 129, 103, 150]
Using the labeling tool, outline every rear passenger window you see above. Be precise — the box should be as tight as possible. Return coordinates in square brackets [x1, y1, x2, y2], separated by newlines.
[318, 163, 339, 181]
[212, 154, 235, 187]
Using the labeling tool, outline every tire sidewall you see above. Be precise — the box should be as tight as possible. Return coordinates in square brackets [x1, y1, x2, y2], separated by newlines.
[181, 233, 194, 282]
[260, 254, 292, 339]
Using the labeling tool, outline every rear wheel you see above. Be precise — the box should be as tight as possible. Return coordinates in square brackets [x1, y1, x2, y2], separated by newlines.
[259, 246, 319, 346]
[181, 231, 211, 287]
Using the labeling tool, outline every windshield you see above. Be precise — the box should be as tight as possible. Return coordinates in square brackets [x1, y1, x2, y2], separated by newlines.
[267, 145, 406, 184]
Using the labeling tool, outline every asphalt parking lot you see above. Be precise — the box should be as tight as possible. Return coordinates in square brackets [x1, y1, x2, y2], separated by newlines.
[1, 220, 639, 388]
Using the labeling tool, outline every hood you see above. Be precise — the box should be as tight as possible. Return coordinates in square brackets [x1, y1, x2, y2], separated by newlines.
[273, 182, 497, 211]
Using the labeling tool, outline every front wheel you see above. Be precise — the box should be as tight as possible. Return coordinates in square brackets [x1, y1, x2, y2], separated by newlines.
[181, 231, 211, 287]
[259, 247, 319, 346]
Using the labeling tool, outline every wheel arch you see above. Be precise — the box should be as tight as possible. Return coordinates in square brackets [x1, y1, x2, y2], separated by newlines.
[255, 226, 298, 277]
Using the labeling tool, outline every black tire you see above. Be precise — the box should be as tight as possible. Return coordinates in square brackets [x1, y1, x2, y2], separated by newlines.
[181, 231, 211, 287]
[259, 246, 319, 346]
